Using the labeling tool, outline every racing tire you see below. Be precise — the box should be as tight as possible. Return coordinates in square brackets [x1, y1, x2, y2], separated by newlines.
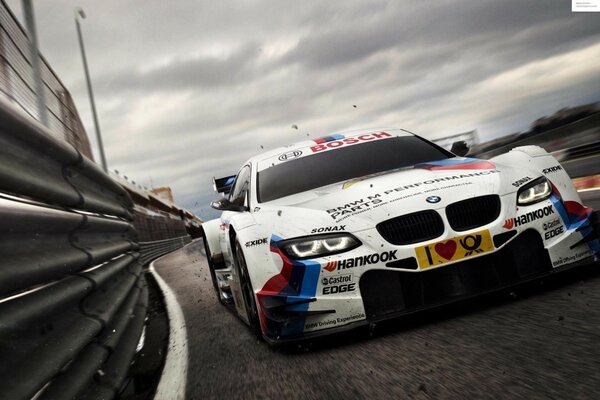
[202, 231, 223, 304]
[234, 242, 264, 341]
[592, 210, 600, 236]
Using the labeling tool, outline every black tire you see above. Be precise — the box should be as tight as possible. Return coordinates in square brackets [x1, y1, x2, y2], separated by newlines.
[234, 242, 263, 340]
[592, 210, 600, 236]
[202, 232, 223, 304]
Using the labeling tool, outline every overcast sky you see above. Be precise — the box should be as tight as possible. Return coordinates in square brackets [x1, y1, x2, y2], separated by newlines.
[6, 0, 600, 220]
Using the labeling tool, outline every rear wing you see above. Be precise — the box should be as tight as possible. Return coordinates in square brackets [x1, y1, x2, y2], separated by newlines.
[213, 175, 236, 194]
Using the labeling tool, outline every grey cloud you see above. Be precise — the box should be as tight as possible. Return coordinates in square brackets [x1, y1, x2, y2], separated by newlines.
[4, 0, 599, 221]
[94, 42, 262, 94]
[285, 0, 600, 71]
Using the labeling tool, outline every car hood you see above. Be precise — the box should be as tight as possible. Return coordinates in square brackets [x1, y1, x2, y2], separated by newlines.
[259, 158, 541, 233]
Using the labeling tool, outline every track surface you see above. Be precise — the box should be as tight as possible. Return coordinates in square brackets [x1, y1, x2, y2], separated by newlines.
[563, 154, 600, 178]
[153, 189, 600, 400]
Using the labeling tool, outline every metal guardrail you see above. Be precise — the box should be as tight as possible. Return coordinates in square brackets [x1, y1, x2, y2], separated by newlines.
[0, 97, 189, 400]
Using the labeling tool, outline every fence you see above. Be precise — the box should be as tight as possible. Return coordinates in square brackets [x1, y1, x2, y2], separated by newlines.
[0, 96, 188, 399]
[0, 0, 93, 159]
[139, 236, 191, 266]
[134, 210, 189, 242]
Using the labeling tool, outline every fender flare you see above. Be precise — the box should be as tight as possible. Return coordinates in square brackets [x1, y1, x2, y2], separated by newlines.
[202, 219, 223, 263]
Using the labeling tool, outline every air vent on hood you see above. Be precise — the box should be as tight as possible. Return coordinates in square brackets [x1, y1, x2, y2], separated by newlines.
[377, 210, 444, 245]
[446, 195, 501, 231]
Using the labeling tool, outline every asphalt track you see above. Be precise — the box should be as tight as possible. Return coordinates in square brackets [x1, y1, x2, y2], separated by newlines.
[153, 188, 600, 400]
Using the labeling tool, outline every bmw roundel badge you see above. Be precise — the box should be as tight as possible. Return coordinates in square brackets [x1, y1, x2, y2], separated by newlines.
[426, 196, 441, 203]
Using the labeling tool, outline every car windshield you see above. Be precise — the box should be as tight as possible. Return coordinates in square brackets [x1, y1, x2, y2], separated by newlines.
[257, 136, 452, 202]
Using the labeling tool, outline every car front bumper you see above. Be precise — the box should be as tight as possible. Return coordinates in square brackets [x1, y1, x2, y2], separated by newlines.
[261, 222, 599, 344]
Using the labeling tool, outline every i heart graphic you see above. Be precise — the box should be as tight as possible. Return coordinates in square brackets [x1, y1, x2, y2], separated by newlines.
[435, 240, 457, 260]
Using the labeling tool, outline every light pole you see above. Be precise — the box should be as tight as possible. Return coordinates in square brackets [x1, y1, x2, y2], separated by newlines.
[75, 7, 107, 172]
[21, 0, 48, 126]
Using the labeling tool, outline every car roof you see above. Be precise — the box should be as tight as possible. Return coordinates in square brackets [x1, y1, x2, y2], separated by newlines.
[252, 128, 414, 171]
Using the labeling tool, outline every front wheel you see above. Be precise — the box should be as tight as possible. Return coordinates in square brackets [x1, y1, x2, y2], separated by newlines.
[234, 242, 263, 340]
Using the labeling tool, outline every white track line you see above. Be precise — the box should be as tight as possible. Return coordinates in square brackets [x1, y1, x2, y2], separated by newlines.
[150, 251, 189, 400]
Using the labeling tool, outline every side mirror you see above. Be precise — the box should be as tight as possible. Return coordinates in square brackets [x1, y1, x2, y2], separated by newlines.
[451, 140, 469, 157]
[210, 197, 248, 212]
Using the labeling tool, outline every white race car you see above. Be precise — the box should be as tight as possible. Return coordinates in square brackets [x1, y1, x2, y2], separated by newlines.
[201, 128, 599, 343]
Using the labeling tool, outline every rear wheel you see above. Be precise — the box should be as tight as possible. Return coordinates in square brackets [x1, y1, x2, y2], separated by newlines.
[202, 232, 223, 304]
[234, 242, 263, 340]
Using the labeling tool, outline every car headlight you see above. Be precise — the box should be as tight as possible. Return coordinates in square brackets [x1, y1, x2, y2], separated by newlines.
[278, 233, 361, 260]
[517, 177, 552, 205]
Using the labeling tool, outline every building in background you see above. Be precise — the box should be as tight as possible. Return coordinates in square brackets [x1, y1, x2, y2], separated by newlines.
[113, 172, 202, 240]
[151, 186, 175, 203]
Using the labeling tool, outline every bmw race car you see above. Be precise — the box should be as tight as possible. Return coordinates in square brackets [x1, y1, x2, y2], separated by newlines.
[201, 128, 600, 343]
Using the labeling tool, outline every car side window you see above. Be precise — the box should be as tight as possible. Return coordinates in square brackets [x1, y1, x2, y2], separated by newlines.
[229, 165, 251, 207]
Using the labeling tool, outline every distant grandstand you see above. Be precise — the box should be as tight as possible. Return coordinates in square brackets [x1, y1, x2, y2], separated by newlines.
[0, 0, 202, 239]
